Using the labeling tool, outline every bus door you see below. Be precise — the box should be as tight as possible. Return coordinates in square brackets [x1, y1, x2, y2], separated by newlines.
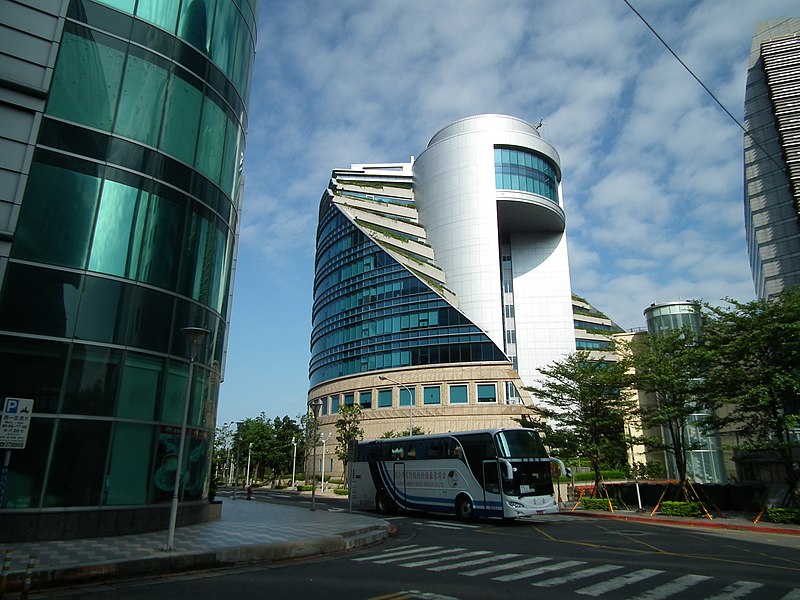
[393, 462, 406, 508]
[481, 459, 503, 516]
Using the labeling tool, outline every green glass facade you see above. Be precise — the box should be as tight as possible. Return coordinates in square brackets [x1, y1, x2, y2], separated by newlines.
[0, 0, 257, 516]
[310, 198, 507, 388]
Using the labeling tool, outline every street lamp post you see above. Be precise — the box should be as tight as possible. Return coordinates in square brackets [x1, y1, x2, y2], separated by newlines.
[291, 437, 298, 487]
[320, 432, 331, 493]
[164, 326, 208, 552]
[627, 424, 643, 511]
[379, 376, 414, 435]
[233, 420, 243, 500]
[307, 398, 323, 510]
[245, 442, 253, 486]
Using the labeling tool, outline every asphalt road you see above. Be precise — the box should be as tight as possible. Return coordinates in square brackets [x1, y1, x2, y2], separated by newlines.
[34, 491, 800, 600]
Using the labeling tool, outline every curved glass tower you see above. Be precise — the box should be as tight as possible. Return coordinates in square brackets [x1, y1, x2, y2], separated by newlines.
[0, 0, 257, 540]
[309, 115, 575, 463]
[643, 301, 726, 484]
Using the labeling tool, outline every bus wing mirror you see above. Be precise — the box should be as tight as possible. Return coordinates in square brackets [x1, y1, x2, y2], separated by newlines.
[499, 457, 514, 480]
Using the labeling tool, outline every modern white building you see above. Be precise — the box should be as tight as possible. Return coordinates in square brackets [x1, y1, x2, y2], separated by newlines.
[744, 19, 800, 299]
[308, 115, 576, 468]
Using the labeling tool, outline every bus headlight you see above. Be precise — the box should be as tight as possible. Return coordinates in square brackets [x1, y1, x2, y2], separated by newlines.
[507, 500, 525, 508]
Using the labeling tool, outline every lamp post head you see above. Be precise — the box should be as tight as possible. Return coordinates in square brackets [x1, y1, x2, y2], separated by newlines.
[181, 326, 209, 360]
[308, 397, 323, 419]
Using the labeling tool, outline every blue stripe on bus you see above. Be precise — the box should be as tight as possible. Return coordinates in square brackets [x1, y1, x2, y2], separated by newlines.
[374, 461, 504, 518]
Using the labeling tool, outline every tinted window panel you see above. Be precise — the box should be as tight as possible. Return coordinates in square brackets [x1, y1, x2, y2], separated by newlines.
[89, 180, 139, 277]
[12, 162, 100, 269]
[0, 263, 81, 338]
[44, 419, 111, 507]
[161, 72, 202, 164]
[62, 345, 121, 416]
[114, 53, 168, 146]
[47, 31, 125, 131]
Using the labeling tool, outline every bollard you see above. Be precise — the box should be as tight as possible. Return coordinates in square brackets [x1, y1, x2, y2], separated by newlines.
[20, 554, 36, 600]
[0, 548, 12, 598]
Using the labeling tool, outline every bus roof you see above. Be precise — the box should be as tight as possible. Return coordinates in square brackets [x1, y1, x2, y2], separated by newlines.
[358, 427, 538, 444]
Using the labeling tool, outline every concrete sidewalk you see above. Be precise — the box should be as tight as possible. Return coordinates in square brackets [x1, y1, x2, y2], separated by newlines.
[1, 493, 391, 594]
[2, 493, 798, 596]
[562, 503, 800, 536]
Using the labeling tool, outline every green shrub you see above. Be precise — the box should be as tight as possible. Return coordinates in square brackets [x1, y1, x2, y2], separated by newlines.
[571, 470, 627, 482]
[334, 488, 349, 496]
[296, 484, 316, 492]
[767, 508, 800, 524]
[581, 497, 618, 511]
[660, 501, 704, 517]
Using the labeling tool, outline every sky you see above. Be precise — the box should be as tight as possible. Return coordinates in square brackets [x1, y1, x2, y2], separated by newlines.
[216, 0, 797, 426]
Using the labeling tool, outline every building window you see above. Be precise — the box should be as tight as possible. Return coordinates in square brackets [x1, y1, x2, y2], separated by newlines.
[331, 395, 340, 414]
[399, 387, 415, 407]
[320, 398, 328, 416]
[423, 386, 441, 405]
[359, 390, 372, 409]
[344, 393, 354, 406]
[449, 384, 468, 404]
[494, 146, 558, 202]
[378, 389, 392, 408]
[477, 384, 497, 403]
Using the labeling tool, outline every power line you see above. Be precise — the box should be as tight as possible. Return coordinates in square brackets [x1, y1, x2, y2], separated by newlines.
[623, 0, 786, 174]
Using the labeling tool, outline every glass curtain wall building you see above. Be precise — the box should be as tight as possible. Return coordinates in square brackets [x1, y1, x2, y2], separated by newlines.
[0, 0, 257, 541]
[744, 19, 800, 300]
[643, 301, 726, 484]
[309, 115, 576, 471]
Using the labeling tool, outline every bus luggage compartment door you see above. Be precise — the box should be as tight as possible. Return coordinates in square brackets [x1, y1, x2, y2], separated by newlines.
[393, 462, 406, 508]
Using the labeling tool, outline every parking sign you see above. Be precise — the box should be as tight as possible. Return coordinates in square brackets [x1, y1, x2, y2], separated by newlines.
[0, 398, 34, 449]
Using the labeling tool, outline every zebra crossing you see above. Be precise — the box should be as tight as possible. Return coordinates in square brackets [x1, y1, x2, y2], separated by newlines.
[353, 544, 800, 599]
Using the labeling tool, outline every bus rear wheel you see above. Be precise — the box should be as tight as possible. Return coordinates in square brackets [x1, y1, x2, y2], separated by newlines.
[376, 490, 395, 515]
[455, 494, 476, 522]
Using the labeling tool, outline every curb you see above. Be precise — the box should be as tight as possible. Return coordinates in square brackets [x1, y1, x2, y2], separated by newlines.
[6, 523, 392, 593]
[560, 510, 800, 536]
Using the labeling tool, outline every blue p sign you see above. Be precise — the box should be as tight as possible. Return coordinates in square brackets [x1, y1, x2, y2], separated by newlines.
[4, 399, 19, 414]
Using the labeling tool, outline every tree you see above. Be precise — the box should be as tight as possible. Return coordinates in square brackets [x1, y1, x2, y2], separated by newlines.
[335, 404, 364, 484]
[703, 288, 800, 507]
[264, 416, 302, 482]
[380, 426, 427, 438]
[525, 350, 637, 494]
[626, 327, 710, 500]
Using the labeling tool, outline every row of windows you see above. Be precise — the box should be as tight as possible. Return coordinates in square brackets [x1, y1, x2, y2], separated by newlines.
[310, 341, 507, 386]
[12, 159, 232, 313]
[89, 0, 256, 101]
[339, 191, 415, 207]
[315, 383, 499, 415]
[494, 147, 558, 202]
[48, 27, 244, 198]
[312, 309, 443, 355]
[575, 338, 613, 350]
[0, 263, 225, 363]
[39, 119, 236, 224]
[574, 319, 613, 331]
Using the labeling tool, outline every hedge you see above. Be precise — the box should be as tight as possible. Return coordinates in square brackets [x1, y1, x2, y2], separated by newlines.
[767, 508, 800, 524]
[334, 488, 349, 496]
[659, 501, 704, 517]
[570, 470, 627, 482]
[581, 497, 618, 511]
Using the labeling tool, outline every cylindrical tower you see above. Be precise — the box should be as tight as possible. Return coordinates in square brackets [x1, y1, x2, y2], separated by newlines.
[0, 0, 258, 540]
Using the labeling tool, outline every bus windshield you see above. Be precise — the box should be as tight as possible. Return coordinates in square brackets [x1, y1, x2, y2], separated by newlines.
[494, 428, 548, 459]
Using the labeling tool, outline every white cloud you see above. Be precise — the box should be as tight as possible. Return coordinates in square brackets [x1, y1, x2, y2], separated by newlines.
[219, 0, 780, 423]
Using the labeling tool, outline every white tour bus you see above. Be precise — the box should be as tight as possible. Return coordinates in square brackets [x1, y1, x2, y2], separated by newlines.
[349, 428, 564, 521]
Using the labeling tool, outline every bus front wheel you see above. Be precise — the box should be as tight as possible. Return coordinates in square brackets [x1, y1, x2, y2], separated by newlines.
[455, 494, 476, 522]
[376, 490, 395, 515]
